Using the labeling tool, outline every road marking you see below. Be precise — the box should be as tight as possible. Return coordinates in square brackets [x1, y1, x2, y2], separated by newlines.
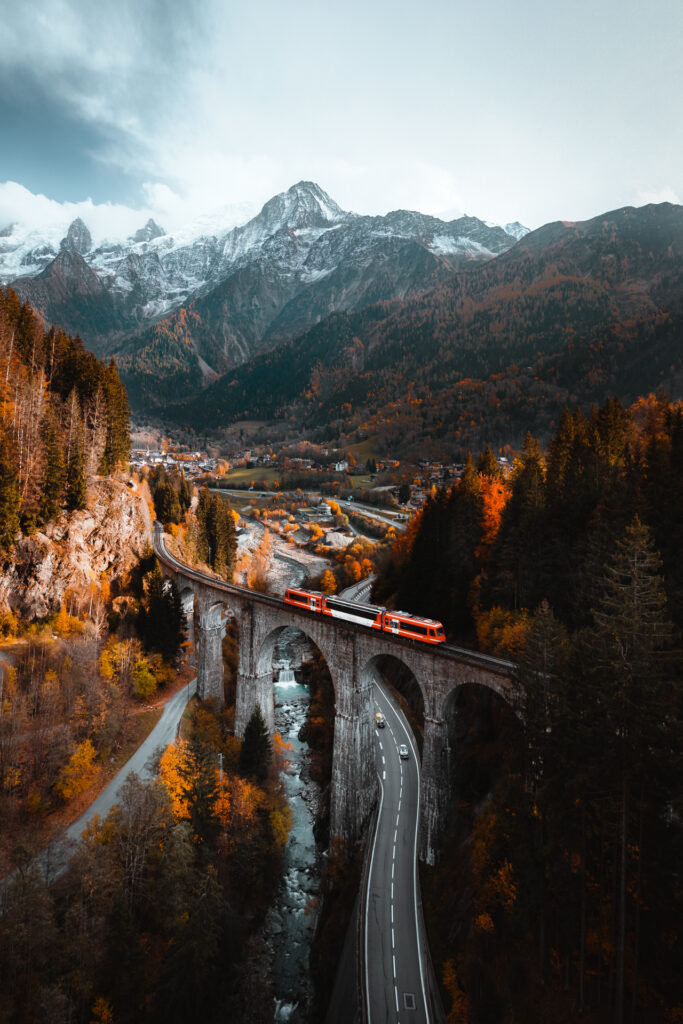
[392, 862, 395, 878]
[377, 679, 431, 1024]
[383, 770, 386, 780]
[391, 904, 394, 923]
[395, 985, 399, 1012]
[393, 954, 396, 975]
[365, 770, 385, 1024]
[394, 829, 397, 844]
[382, 755, 386, 765]
[379, 741, 383, 750]
[392, 927, 395, 947]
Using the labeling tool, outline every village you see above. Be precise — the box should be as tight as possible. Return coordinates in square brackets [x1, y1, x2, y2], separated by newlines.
[130, 432, 511, 514]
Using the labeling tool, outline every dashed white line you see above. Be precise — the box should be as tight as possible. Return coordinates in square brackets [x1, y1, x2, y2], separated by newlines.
[391, 904, 394, 924]
[393, 954, 397, 975]
[382, 755, 386, 765]
[395, 985, 399, 1012]
[392, 926, 395, 947]
[383, 770, 386, 780]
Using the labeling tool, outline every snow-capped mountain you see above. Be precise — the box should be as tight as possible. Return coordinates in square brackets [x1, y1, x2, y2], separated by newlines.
[2, 181, 527, 406]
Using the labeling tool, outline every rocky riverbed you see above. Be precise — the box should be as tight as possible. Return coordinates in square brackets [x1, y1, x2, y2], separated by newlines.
[265, 629, 324, 1023]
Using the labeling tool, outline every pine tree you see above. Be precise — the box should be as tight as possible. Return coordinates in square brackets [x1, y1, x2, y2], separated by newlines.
[65, 426, 87, 511]
[477, 445, 500, 478]
[99, 360, 130, 473]
[0, 435, 20, 553]
[139, 567, 185, 663]
[582, 516, 675, 1024]
[38, 410, 66, 524]
[239, 705, 272, 782]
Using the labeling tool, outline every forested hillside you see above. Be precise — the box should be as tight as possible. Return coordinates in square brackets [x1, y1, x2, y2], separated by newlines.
[0, 287, 130, 552]
[173, 202, 683, 457]
[374, 394, 683, 1022]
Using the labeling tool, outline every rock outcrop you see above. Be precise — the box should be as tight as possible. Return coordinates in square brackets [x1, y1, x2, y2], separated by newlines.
[0, 479, 151, 620]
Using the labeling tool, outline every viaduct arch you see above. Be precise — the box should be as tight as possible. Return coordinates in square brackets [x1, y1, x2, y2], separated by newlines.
[154, 524, 513, 864]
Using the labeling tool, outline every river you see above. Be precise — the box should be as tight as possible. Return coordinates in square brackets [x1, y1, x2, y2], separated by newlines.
[268, 628, 323, 1023]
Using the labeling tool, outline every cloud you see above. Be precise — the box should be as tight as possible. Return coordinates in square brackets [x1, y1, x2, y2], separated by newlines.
[0, 180, 258, 244]
[0, 181, 155, 244]
[636, 187, 681, 207]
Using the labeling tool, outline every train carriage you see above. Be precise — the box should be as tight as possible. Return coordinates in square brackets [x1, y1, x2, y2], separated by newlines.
[321, 595, 384, 629]
[283, 588, 324, 612]
[381, 610, 445, 645]
[283, 587, 445, 645]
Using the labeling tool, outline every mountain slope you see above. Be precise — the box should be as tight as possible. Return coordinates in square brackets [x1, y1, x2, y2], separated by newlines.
[3, 182, 525, 400]
[171, 202, 683, 454]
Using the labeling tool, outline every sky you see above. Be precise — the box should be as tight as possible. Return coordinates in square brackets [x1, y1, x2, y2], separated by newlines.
[0, 0, 681, 240]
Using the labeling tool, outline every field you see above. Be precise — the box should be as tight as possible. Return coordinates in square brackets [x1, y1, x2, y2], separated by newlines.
[221, 466, 281, 485]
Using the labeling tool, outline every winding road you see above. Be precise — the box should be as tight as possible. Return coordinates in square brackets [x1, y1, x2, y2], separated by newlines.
[365, 676, 432, 1023]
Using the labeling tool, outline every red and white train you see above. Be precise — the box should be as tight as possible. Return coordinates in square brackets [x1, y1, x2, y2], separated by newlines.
[283, 588, 446, 645]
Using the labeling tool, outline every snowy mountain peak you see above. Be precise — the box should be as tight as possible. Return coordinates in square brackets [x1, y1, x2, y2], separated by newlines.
[131, 218, 166, 244]
[256, 181, 347, 233]
[60, 217, 92, 255]
[504, 221, 530, 241]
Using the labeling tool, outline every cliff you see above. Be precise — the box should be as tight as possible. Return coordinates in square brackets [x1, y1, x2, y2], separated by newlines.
[0, 479, 151, 620]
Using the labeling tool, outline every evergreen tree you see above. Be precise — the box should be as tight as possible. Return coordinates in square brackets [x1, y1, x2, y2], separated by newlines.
[580, 516, 676, 1023]
[195, 488, 237, 580]
[99, 359, 130, 473]
[154, 480, 182, 525]
[139, 567, 185, 663]
[0, 436, 20, 554]
[177, 472, 192, 513]
[476, 445, 500, 478]
[239, 705, 272, 782]
[65, 426, 87, 511]
[38, 410, 66, 524]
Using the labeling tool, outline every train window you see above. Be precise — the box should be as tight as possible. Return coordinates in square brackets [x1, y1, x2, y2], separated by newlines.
[407, 623, 428, 636]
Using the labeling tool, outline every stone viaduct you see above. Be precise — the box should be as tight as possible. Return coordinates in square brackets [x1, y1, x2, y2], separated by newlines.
[154, 524, 514, 864]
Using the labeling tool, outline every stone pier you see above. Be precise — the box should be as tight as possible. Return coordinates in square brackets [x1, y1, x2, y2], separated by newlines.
[419, 712, 450, 865]
[196, 601, 224, 701]
[330, 633, 377, 845]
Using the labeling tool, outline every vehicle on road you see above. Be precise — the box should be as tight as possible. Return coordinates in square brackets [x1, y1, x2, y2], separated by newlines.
[375, 712, 386, 728]
[283, 588, 446, 645]
[399, 744, 409, 759]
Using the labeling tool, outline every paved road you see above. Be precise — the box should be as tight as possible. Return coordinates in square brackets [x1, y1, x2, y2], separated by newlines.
[365, 676, 430, 1024]
[5, 678, 196, 886]
[338, 575, 376, 602]
[211, 487, 408, 532]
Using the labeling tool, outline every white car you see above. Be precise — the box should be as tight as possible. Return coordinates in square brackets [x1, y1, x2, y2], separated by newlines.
[399, 744, 409, 760]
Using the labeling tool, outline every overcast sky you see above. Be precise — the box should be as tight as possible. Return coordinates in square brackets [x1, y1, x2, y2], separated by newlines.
[1, 0, 681, 238]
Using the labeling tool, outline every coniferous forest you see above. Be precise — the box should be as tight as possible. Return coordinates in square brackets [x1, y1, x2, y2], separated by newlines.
[374, 394, 683, 1023]
[0, 287, 130, 551]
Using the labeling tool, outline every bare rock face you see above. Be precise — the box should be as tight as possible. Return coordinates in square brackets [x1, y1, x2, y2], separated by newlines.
[0, 480, 151, 620]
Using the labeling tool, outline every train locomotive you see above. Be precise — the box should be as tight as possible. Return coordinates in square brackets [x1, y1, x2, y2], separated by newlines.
[283, 588, 446, 645]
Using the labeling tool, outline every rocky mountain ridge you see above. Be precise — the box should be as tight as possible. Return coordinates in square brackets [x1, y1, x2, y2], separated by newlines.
[170, 201, 683, 454]
[2, 182, 528, 405]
